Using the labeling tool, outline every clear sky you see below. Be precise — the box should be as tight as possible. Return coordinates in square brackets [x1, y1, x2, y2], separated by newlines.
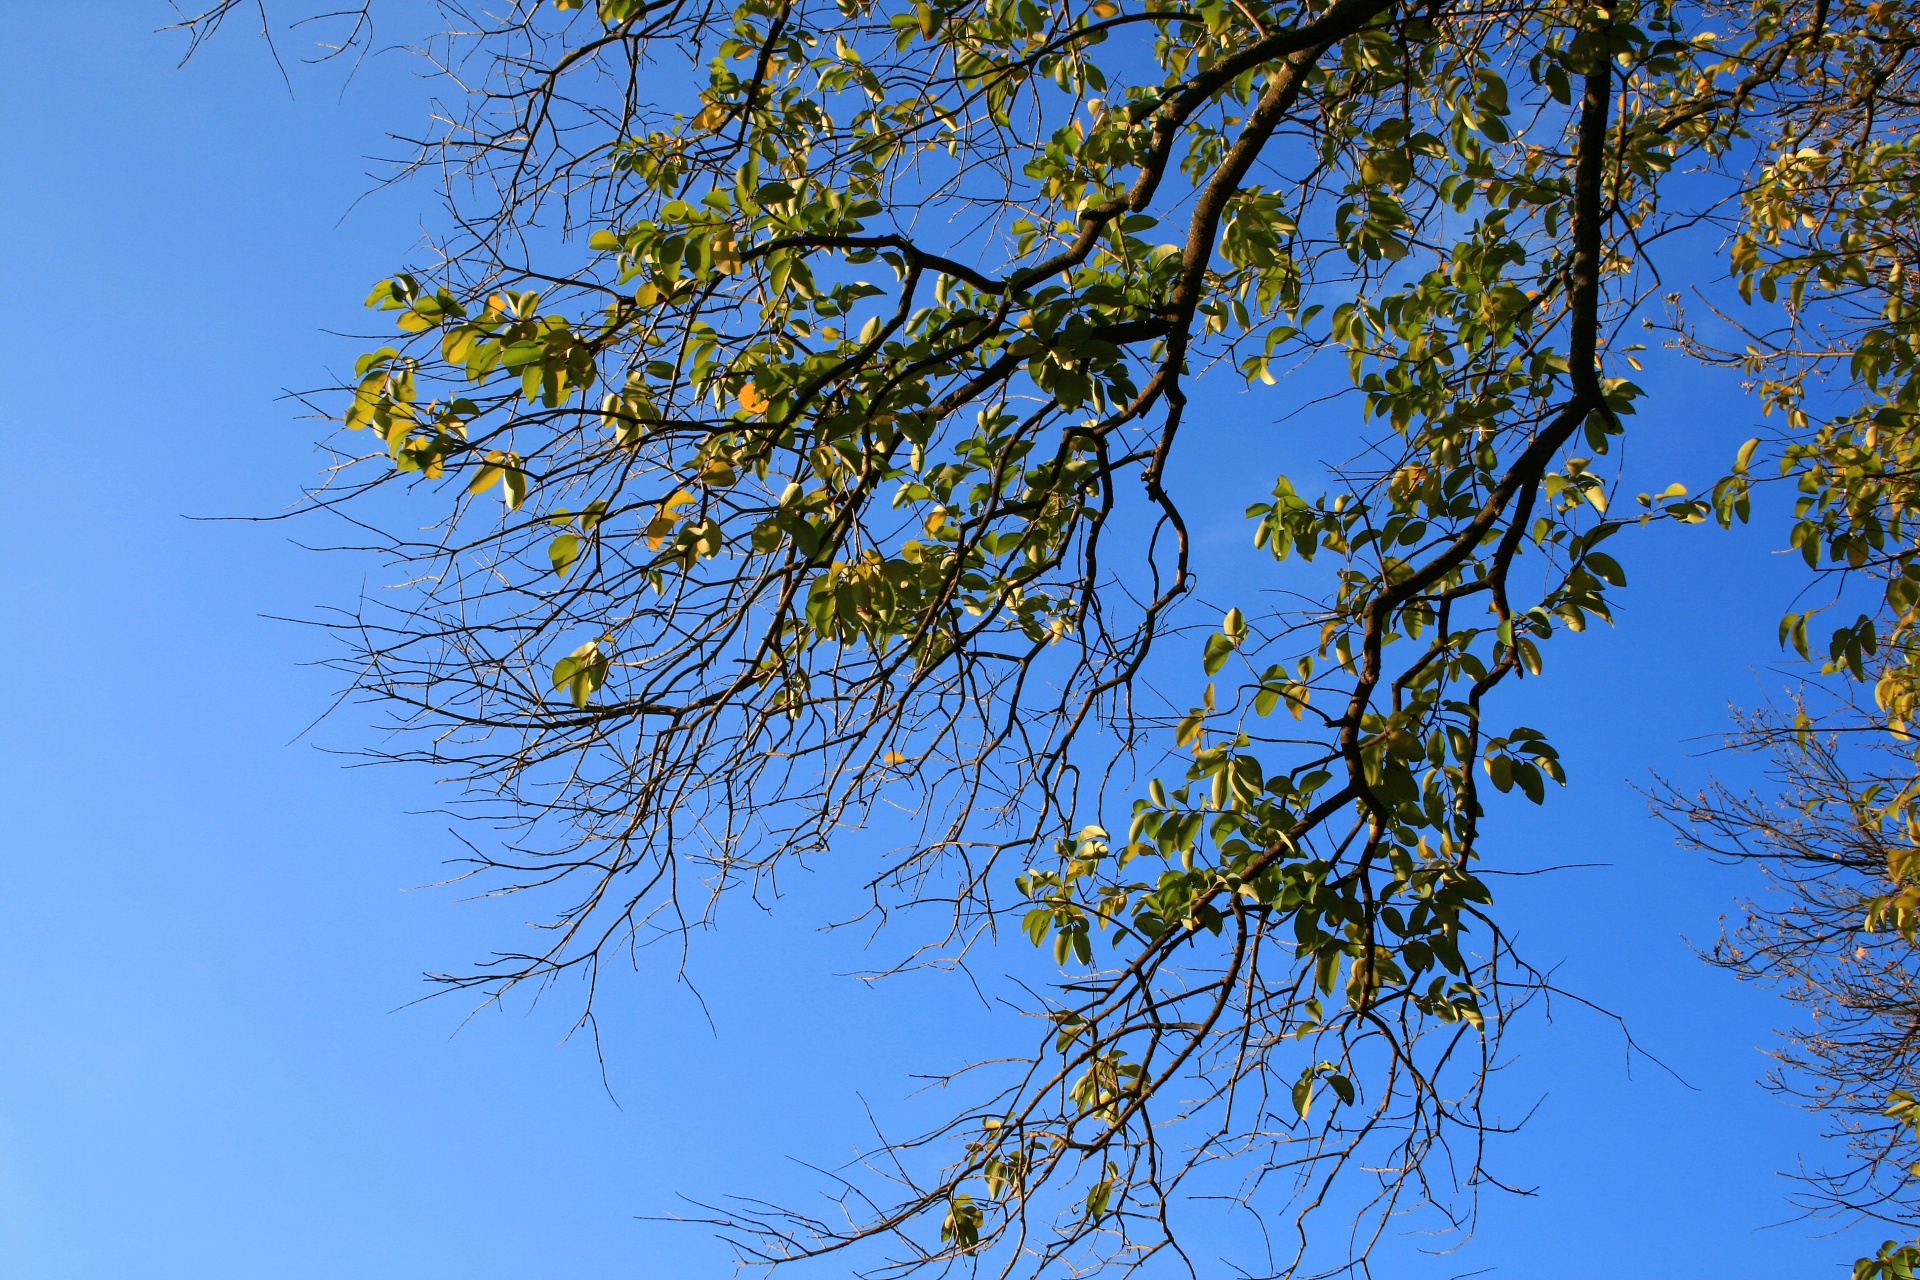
[0, 6, 1892, 1278]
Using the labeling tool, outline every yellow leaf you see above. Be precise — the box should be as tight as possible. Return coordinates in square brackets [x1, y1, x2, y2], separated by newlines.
[645, 490, 696, 550]
[344, 391, 380, 430]
[737, 382, 770, 415]
[467, 450, 509, 496]
[382, 416, 412, 456]
[1175, 709, 1204, 747]
[679, 518, 724, 563]
[1091, 0, 1119, 16]
[634, 281, 661, 308]
[883, 751, 908, 764]
[695, 102, 729, 131]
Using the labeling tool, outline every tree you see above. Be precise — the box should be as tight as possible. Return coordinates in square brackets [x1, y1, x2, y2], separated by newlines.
[1652, 1, 1920, 1273]
[177, 0, 1891, 1273]
[1656, 702, 1920, 1279]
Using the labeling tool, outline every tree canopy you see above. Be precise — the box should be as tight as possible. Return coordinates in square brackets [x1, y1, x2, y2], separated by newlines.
[182, 0, 1920, 1272]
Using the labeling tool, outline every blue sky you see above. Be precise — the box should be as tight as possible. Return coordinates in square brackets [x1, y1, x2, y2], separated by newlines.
[0, 6, 1893, 1278]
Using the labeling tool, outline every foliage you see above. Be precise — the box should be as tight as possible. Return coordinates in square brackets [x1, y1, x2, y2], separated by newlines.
[1657, 706, 1920, 1252]
[1656, 0, 1920, 1266]
[179, 0, 1916, 1271]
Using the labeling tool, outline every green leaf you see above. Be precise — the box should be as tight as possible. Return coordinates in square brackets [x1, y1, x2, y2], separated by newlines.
[550, 639, 608, 709]
[549, 533, 581, 578]
[1023, 908, 1051, 946]
[1314, 945, 1340, 994]
[466, 450, 509, 495]
[1202, 632, 1235, 676]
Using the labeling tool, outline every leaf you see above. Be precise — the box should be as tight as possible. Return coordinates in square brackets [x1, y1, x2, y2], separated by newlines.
[1202, 632, 1235, 675]
[1314, 946, 1340, 993]
[678, 518, 724, 562]
[1284, 682, 1308, 719]
[1585, 551, 1626, 587]
[737, 381, 770, 415]
[647, 489, 697, 549]
[1514, 761, 1544, 803]
[1023, 908, 1051, 945]
[466, 450, 508, 495]
[1175, 708, 1205, 747]
[941, 1194, 982, 1250]
[550, 640, 609, 709]
[549, 533, 581, 578]
[503, 460, 528, 511]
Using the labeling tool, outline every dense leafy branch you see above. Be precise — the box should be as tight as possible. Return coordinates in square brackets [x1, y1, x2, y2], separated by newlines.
[174, 0, 1916, 1272]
